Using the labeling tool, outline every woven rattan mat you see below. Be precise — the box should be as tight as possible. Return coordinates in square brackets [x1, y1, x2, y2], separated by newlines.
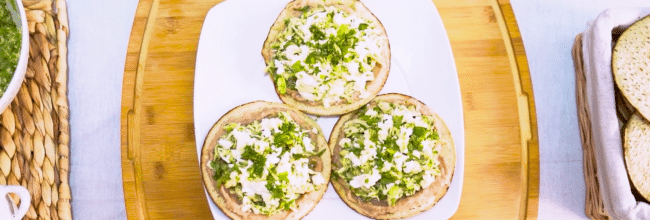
[0, 0, 70, 219]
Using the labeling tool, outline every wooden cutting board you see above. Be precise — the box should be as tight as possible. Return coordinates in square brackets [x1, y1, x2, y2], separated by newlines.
[120, 0, 539, 219]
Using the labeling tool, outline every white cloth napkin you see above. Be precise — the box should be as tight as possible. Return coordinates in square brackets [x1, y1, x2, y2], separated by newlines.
[582, 8, 650, 220]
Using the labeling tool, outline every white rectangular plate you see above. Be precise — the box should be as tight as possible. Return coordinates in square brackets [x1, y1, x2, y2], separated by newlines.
[194, 0, 464, 219]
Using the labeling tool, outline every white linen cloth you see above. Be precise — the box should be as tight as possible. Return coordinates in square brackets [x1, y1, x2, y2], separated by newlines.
[67, 0, 137, 219]
[511, 0, 650, 218]
[582, 8, 650, 220]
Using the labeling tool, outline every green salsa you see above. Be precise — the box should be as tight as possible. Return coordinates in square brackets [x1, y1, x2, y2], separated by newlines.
[0, 0, 21, 96]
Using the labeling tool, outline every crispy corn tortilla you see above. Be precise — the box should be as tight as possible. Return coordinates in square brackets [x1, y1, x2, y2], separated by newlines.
[261, 0, 391, 116]
[328, 93, 455, 219]
[200, 101, 331, 220]
[612, 15, 650, 120]
[624, 113, 650, 202]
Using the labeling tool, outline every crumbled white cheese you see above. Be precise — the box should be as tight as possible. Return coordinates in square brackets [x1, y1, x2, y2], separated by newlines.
[354, 45, 370, 62]
[345, 152, 362, 167]
[231, 129, 255, 150]
[298, 90, 315, 101]
[386, 183, 395, 191]
[225, 171, 238, 187]
[420, 170, 436, 188]
[349, 15, 362, 29]
[275, 59, 285, 75]
[231, 149, 242, 161]
[344, 73, 370, 92]
[412, 150, 421, 158]
[219, 139, 233, 149]
[328, 79, 346, 97]
[358, 35, 381, 56]
[261, 118, 283, 133]
[241, 180, 271, 199]
[349, 169, 381, 188]
[345, 62, 360, 74]
[365, 108, 377, 117]
[241, 196, 252, 212]
[396, 137, 409, 153]
[291, 143, 304, 154]
[285, 45, 300, 61]
[378, 115, 393, 141]
[403, 161, 421, 173]
[381, 162, 393, 172]
[299, 24, 312, 40]
[288, 159, 311, 188]
[400, 127, 413, 138]
[421, 140, 435, 159]
[333, 12, 350, 25]
[262, 129, 272, 138]
[413, 116, 429, 128]
[322, 96, 335, 108]
[255, 140, 269, 154]
[393, 152, 408, 172]
[303, 136, 315, 152]
[286, 45, 310, 65]
[359, 146, 377, 164]
[397, 127, 413, 153]
[311, 173, 325, 185]
[276, 153, 293, 174]
[325, 28, 337, 37]
[339, 138, 351, 147]
[266, 151, 281, 167]
[296, 72, 320, 101]
[266, 198, 280, 210]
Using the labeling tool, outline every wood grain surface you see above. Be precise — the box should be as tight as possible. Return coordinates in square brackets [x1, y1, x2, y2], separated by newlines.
[120, 0, 539, 219]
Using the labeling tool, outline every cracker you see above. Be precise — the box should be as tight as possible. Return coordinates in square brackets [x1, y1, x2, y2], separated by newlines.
[624, 113, 650, 202]
[612, 15, 650, 120]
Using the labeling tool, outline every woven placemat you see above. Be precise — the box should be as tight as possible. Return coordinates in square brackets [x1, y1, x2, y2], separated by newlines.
[0, 0, 70, 219]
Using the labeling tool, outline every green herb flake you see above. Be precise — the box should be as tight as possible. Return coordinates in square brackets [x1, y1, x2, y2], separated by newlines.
[358, 23, 369, 30]
[277, 77, 287, 94]
[296, 5, 310, 13]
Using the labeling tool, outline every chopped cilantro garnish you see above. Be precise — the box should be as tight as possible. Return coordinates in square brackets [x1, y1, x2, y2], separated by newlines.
[291, 61, 305, 72]
[241, 145, 266, 177]
[266, 6, 383, 106]
[210, 159, 231, 188]
[209, 112, 325, 215]
[335, 102, 442, 205]
[296, 5, 310, 13]
[358, 23, 369, 30]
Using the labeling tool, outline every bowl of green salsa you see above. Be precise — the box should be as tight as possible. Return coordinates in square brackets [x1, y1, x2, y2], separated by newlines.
[0, 0, 28, 112]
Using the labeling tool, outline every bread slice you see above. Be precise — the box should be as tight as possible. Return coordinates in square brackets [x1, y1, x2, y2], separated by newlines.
[328, 93, 455, 219]
[200, 101, 331, 220]
[261, 0, 391, 116]
[612, 15, 650, 121]
[624, 113, 650, 202]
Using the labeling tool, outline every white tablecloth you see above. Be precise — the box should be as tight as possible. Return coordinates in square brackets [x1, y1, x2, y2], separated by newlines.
[66, 0, 650, 219]
[68, 0, 137, 219]
[511, 0, 650, 219]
